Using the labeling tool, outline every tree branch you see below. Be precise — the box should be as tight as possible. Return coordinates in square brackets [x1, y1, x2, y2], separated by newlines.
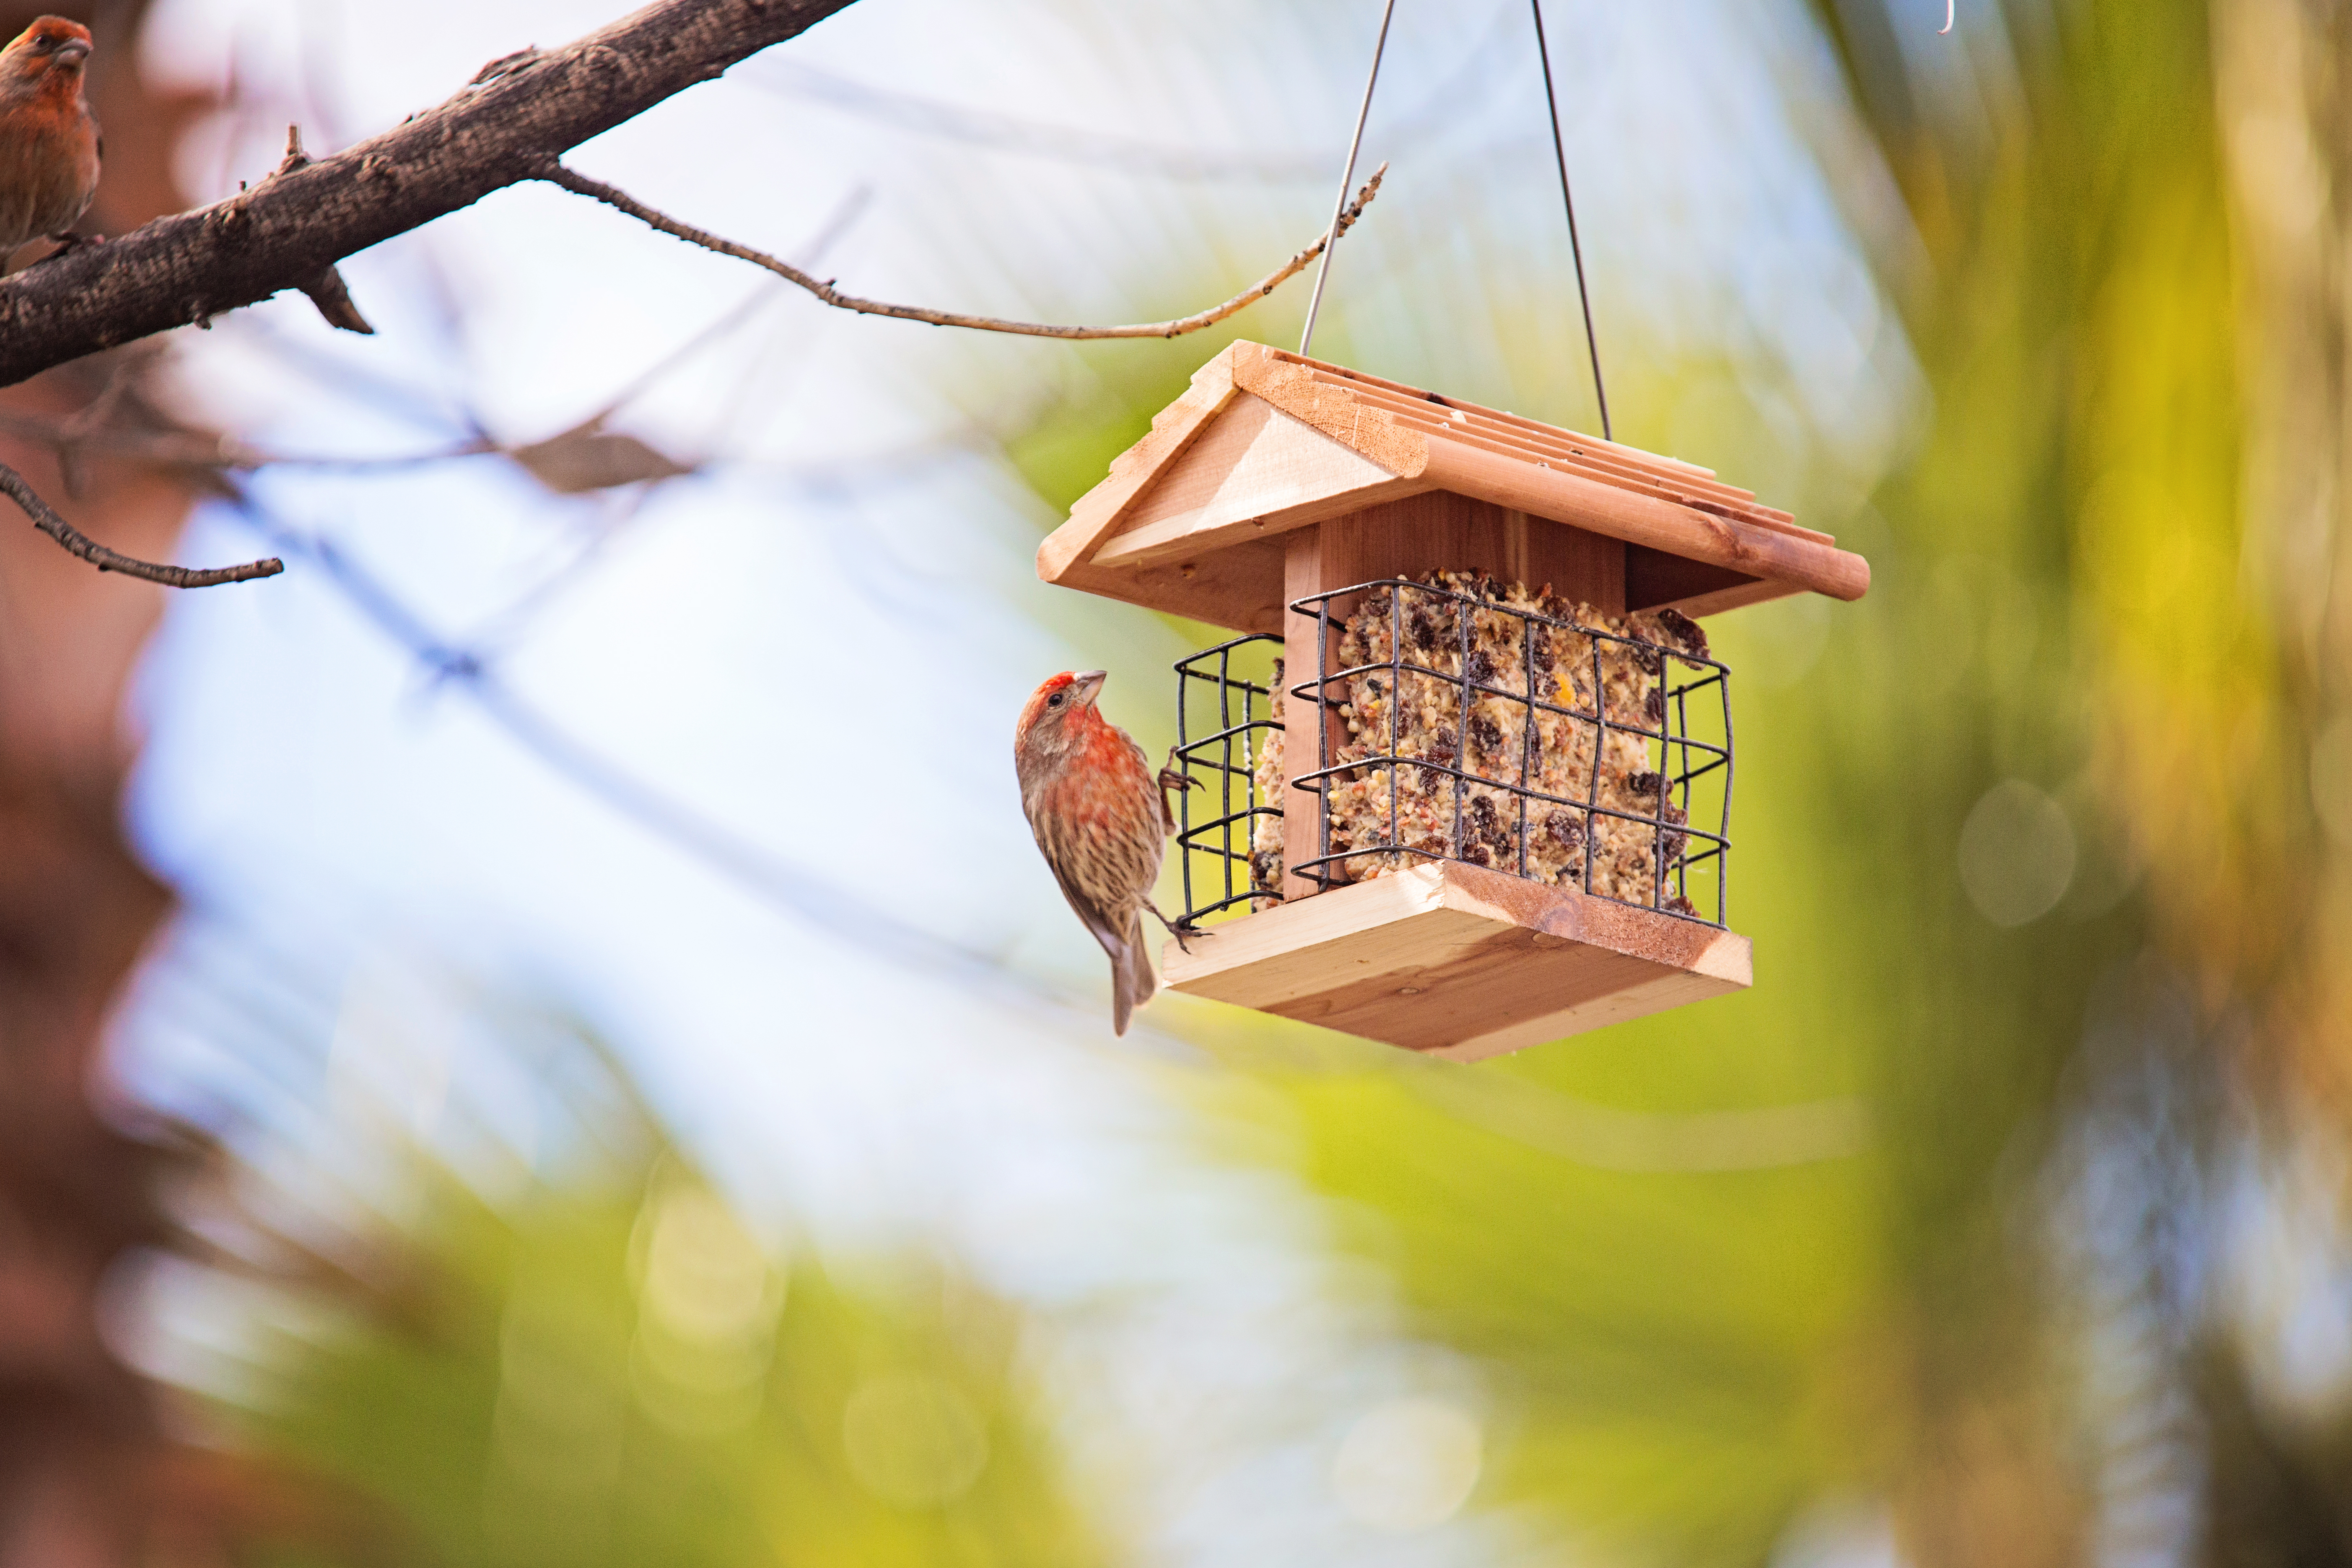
[0, 460, 280, 587]
[0, 0, 864, 388]
[542, 161, 1388, 339]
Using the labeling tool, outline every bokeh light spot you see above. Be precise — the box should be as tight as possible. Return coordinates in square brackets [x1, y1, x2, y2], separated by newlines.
[1958, 780, 2076, 927]
[1330, 1397, 1482, 1532]
[640, 1187, 776, 1343]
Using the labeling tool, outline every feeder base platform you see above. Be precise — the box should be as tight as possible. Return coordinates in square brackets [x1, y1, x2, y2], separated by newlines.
[1162, 861, 1751, 1060]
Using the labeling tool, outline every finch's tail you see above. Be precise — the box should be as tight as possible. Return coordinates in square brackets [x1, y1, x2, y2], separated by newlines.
[1110, 908, 1157, 1037]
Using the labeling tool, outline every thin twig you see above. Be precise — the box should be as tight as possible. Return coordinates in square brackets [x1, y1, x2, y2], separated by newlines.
[0, 415, 259, 469]
[0, 459, 281, 586]
[55, 347, 155, 443]
[541, 161, 1387, 340]
[52, 345, 161, 496]
[0, 408, 489, 473]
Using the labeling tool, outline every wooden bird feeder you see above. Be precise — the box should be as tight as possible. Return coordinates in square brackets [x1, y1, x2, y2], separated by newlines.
[1037, 342, 1870, 1059]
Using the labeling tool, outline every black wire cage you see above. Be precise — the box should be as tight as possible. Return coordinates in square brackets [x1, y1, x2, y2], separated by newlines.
[1174, 578, 1733, 930]
[1171, 634, 1289, 925]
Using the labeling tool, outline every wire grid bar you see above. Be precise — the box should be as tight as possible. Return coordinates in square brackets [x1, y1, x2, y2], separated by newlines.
[1287, 578, 1731, 927]
[1170, 634, 1286, 926]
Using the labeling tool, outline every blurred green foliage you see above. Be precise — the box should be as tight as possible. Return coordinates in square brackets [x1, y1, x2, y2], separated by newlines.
[211, 1041, 1097, 1568]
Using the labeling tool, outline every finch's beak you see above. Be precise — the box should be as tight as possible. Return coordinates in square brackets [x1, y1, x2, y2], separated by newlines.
[1070, 671, 1107, 707]
[52, 41, 87, 65]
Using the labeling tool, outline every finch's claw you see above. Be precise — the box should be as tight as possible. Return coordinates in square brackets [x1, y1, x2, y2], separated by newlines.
[1146, 902, 1195, 954]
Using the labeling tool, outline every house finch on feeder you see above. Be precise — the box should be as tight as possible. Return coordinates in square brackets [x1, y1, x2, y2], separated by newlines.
[1015, 670, 1193, 1036]
[0, 16, 99, 265]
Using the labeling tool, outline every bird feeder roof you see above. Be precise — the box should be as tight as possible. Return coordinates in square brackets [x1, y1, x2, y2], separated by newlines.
[1037, 341, 1870, 633]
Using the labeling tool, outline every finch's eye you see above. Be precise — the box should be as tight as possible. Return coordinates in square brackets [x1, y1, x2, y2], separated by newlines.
[1046, 693, 1064, 708]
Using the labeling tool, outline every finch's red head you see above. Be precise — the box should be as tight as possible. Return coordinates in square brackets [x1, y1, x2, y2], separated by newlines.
[1017, 669, 1104, 739]
[1014, 669, 1107, 777]
[3, 17, 91, 85]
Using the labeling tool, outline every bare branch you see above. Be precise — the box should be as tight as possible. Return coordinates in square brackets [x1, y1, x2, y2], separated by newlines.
[0, 461, 281, 587]
[0, 407, 493, 474]
[542, 161, 1389, 340]
[0, 0, 864, 386]
[52, 347, 161, 497]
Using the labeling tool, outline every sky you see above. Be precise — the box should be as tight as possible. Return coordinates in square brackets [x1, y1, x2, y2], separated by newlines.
[98, 1, 1929, 1562]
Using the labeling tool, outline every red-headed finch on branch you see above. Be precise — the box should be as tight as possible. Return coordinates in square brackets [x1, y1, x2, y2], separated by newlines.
[0, 16, 99, 269]
[1015, 671, 1195, 1035]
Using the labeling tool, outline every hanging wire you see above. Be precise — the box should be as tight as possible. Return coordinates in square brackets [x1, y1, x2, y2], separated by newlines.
[1530, 0, 1612, 442]
[1299, 0, 1399, 358]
